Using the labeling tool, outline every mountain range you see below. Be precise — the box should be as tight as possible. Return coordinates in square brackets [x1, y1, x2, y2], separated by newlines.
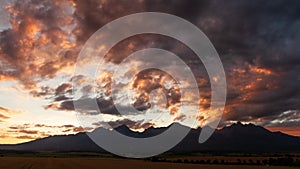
[1, 122, 300, 154]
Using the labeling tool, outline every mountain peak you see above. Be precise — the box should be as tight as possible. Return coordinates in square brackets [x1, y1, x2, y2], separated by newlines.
[167, 122, 190, 129]
[114, 124, 131, 131]
[236, 121, 243, 126]
[230, 121, 256, 128]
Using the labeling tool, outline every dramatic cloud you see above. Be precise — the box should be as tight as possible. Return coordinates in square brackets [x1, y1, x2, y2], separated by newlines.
[0, 0, 299, 136]
[0, 0, 78, 89]
[47, 97, 149, 116]
[43, 0, 300, 130]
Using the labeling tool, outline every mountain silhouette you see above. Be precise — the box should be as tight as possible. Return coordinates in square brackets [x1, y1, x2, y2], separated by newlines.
[1, 122, 299, 153]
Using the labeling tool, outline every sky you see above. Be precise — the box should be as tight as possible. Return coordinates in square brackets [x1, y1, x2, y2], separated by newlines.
[0, 0, 300, 144]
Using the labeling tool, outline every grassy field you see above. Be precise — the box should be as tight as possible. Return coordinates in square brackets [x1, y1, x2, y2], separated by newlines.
[164, 155, 300, 163]
[0, 157, 297, 169]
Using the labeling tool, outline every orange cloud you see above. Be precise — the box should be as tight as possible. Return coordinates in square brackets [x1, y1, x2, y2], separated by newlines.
[267, 126, 300, 137]
[15, 135, 37, 140]
[0, 113, 9, 120]
[19, 129, 38, 135]
[0, 0, 78, 89]
[0, 106, 23, 115]
[249, 65, 276, 75]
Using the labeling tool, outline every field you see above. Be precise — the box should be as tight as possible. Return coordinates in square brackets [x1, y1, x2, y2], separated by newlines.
[0, 157, 297, 169]
[165, 155, 300, 164]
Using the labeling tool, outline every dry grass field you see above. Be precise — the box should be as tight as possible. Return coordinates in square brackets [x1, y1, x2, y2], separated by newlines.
[165, 155, 300, 163]
[0, 157, 297, 169]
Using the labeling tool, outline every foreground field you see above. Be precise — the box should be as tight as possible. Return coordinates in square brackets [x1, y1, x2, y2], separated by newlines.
[0, 157, 296, 169]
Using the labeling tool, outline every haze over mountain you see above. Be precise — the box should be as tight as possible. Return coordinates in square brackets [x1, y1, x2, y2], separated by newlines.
[0, 122, 299, 154]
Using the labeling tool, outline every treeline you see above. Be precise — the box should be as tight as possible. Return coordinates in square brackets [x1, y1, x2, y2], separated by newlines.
[147, 156, 300, 167]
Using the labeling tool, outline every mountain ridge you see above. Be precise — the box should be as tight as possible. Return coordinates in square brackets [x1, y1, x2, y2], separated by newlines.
[1, 122, 299, 154]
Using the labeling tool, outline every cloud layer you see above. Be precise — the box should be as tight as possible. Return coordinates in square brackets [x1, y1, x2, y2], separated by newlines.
[0, 0, 299, 134]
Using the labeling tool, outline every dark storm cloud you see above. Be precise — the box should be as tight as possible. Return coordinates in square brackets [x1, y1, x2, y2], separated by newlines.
[199, 1, 300, 71]
[72, 0, 146, 44]
[30, 86, 54, 98]
[264, 110, 300, 127]
[48, 97, 145, 116]
[204, 1, 300, 126]
[145, 0, 210, 22]
[1, 0, 299, 129]
[50, 0, 300, 128]
[30, 83, 72, 101]
[54, 95, 71, 102]
[55, 83, 72, 95]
